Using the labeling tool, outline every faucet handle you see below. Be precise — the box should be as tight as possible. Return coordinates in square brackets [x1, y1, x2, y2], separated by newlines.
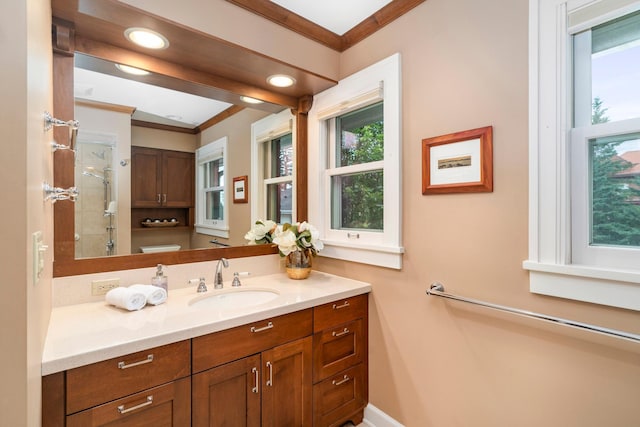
[196, 277, 207, 293]
[232, 272, 250, 287]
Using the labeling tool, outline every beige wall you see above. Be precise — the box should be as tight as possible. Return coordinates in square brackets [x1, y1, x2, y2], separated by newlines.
[312, 1, 640, 426]
[131, 125, 197, 152]
[0, 0, 53, 424]
[195, 107, 272, 247]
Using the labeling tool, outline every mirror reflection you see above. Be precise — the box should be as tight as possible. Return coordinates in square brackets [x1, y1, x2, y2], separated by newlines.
[72, 54, 293, 259]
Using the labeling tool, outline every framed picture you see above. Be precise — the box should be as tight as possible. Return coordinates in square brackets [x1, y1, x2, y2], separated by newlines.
[421, 126, 493, 194]
[233, 175, 248, 203]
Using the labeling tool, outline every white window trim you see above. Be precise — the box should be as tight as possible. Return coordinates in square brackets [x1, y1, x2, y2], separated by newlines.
[526, 0, 640, 311]
[308, 53, 404, 269]
[250, 109, 296, 223]
[195, 137, 228, 238]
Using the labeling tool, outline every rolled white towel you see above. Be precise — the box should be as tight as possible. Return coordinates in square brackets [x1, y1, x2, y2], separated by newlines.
[129, 284, 168, 306]
[105, 287, 146, 311]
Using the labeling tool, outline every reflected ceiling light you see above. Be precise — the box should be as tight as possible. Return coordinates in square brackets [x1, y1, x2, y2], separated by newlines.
[240, 96, 263, 104]
[267, 74, 296, 88]
[124, 27, 169, 49]
[115, 63, 150, 76]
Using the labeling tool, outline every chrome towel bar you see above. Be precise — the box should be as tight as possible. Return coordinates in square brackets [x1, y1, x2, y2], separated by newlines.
[426, 282, 640, 344]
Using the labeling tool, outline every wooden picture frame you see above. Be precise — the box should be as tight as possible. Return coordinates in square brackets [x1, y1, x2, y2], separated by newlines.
[233, 175, 248, 203]
[422, 126, 493, 194]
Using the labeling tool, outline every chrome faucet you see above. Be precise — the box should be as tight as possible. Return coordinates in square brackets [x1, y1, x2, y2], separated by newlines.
[214, 258, 229, 289]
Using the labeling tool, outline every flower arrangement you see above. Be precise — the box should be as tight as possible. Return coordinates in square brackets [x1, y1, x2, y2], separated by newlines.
[245, 220, 323, 256]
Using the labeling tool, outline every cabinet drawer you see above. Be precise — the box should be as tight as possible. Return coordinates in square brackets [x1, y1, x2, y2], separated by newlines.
[313, 319, 364, 382]
[313, 364, 366, 427]
[192, 309, 313, 373]
[313, 294, 367, 333]
[66, 340, 191, 414]
[67, 377, 191, 426]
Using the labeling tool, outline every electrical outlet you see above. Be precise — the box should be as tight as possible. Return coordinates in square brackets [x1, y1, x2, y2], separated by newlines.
[92, 278, 120, 296]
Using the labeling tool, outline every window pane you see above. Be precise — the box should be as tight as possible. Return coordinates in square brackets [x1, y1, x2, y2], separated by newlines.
[590, 133, 640, 247]
[206, 190, 224, 220]
[264, 133, 293, 179]
[591, 10, 640, 123]
[204, 158, 224, 187]
[336, 102, 384, 167]
[331, 170, 383, 231]
[266, 182, 292, 224]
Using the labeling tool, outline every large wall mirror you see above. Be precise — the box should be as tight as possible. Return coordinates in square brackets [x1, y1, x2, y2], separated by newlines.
[51, 0, 336, 277]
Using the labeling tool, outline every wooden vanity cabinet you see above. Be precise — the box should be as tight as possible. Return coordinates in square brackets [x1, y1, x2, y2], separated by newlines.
[42, 294, 369, 427]
[312, 294, 369, 427]
[192, 310, 313, 426]
[131, 146, 194, 208]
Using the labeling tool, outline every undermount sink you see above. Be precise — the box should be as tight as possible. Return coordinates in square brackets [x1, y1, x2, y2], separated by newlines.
[189, 288, 280, 310]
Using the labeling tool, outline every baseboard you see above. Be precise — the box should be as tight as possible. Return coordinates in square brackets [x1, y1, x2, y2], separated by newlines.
[362, 403, 404, 427]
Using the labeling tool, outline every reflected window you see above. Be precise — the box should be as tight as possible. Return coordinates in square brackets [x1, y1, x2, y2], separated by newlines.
[251, 109, 296, 225]
[196, 137, 229, 237]
[264, 133, 293, 223]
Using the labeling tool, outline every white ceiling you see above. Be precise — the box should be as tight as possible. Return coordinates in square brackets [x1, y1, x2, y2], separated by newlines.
[74, 67, 232, 128]
[270, 0, 392, 35]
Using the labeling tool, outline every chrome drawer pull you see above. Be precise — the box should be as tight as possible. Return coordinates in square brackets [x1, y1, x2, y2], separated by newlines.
[266, 361, 273, 386]
[117, 354, 154, 370]
[252, 367, 259, 393]
[332, 301, 350, 310]
[117, 396, 153, 414]
[332, 375, 351, 386]
[332, 327, 350, 337]
[250, 321, 273, 333]
[156, 194, 161, 203]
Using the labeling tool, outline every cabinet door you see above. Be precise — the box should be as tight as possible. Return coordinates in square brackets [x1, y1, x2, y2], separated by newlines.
[66, 377, 190, 427]
[192, 354, 261, 427]
[162, 150, 194, 207]
[131, 147, 162, 208]
[262, 336, 313, 427]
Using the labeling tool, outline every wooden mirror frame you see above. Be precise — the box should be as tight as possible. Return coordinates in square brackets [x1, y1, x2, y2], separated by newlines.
[50, 9, 326, 277]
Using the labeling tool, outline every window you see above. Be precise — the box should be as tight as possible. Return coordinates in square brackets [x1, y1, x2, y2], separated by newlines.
[526, 0, 640, 310]
[308, 53, 403, 269]
[251, 109, 296, 224]
[195, 137, 228, 237]
[264, 133, 294, 224]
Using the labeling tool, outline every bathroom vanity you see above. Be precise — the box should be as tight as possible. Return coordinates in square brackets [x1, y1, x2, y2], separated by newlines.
[42, 272, 370, 426]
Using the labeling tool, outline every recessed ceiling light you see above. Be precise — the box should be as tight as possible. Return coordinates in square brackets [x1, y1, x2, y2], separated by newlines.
[124, 27, 169, 49]
[240, 96, 264, 104]
[267, 74, 296, 88]
[115, 63, 150, 76]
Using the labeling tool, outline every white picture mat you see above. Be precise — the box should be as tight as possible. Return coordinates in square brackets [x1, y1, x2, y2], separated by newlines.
[429, 138, 481, 185]
[234, 180, 245, 199]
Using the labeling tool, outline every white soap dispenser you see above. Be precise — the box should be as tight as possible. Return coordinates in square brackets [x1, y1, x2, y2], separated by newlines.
[151, 264, 168, 292]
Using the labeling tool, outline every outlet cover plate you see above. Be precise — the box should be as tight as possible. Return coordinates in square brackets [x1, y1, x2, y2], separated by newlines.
[92, 278, 120, 296]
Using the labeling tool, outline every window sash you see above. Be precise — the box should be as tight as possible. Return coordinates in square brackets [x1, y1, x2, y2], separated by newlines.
[570, 118, 640, 269]
[196, 137, 228, 235]
[250, 110, 296, 224]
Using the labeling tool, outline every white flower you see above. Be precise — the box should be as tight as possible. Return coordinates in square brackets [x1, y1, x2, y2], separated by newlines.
[298, 221, 324, 252]
[272, 229, 298, 256]
[244, 220, 276, 244]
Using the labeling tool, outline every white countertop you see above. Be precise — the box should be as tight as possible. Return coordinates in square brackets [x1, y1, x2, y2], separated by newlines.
[42, 271, 371, 375]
